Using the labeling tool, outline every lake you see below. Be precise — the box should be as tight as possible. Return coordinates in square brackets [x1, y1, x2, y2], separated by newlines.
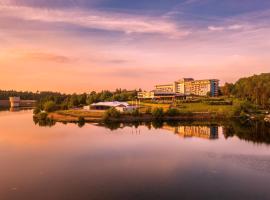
[0, 110, 270, 200]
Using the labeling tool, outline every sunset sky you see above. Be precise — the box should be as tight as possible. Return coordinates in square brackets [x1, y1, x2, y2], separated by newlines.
[0, 0, 270, 93]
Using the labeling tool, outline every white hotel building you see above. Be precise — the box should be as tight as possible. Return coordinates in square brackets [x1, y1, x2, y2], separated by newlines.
[138, 78, 219, 100]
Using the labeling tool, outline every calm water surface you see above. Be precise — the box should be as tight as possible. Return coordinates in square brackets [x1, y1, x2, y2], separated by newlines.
[0, 110, 270, 200]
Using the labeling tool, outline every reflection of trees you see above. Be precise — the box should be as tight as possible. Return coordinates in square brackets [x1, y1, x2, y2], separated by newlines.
[145, 122, 152, 130]
[103, 122, 122, 131]
[166, 120, 180, 127]
[223, 120, 270, 144]
[152, 120, 164, 129]
[33, 116, 56, 127]
[77, 120, 85, 128]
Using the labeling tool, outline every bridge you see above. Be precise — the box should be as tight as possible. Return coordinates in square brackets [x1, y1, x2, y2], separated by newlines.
[0, 97, 37, 108]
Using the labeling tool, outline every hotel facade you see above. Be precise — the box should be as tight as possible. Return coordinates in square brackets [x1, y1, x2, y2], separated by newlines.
[138, 78, 219, 100]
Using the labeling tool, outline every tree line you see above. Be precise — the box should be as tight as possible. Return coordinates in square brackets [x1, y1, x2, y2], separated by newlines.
[0, 90, 67, 101]
[220, 73, 270, 108]
[30, 89, 139, 112]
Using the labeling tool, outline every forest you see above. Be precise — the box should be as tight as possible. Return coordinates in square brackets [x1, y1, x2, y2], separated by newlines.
[221, 73, 270, 108]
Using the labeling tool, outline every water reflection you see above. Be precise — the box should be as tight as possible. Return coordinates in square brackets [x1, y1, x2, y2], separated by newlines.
[223, 120, 270, 144]
[97, 121, 270, 145]
[32, 115, 270, 145]
[33, 115, 56, 127]
[163, 125, 219, 139]
[1, 111, 270, 200]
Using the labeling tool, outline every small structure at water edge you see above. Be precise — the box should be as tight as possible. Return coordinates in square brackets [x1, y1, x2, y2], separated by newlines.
[85, 101, 137, 113]
[9, 97, 21, 107]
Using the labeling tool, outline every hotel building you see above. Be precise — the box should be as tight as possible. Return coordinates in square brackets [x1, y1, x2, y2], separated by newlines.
[138, 78, 219, 100]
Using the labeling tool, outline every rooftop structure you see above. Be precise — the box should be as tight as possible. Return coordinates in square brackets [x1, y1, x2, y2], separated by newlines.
[88, 101, 136, 113]
[91, 101, 129, 108]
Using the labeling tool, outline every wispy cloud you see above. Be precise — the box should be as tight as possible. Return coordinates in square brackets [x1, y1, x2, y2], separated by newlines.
[23, 52, 71, 63]
[208, 26, 225, 31]
[0, 49, 72, 63]
[208, 24, 244, 31]
[0, 4, 190, 39]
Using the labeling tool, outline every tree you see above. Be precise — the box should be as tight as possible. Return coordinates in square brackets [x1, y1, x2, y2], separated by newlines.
[103, 108, 121, 121]
[221, 83, 234, 97]
[233, 73, 270, 108]
[43, 101, 58, 112]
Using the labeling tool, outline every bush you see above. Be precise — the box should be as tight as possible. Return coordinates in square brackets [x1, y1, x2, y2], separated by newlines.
[33, 112, 56, 127]
[166, 108, 180, 116]
[60, 102, 69, 110]
[33, 107, 41, 115]
[103, 108, 121, 121]
[38, 112, 48, 120]
[240, 101, 256, 113]
[43, 101, 58, 112]
[151, 107, 164, 119]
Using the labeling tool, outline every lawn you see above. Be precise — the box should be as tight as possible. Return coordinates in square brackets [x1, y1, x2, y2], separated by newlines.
[177, 103, 233, 113]
[56, 110, 105, 118]
[138, 99, 242, 114]
[137, 102, 171, 112]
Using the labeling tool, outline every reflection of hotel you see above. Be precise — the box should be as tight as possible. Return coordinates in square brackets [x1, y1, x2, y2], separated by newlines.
[163, 125, 219, 140]
[138, 78, 219, 100]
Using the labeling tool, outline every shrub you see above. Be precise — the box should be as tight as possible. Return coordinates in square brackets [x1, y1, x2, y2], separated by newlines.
[38, 112, 48, 120]
[151, 107, 164, 119]
[166, 108, 180, 116]
[60, 102, 69, 110]
[240, 101, 256, 113]
[103, 108, 121, 121]
[43, 101, 58, 112]
[33, 107, 41, 115]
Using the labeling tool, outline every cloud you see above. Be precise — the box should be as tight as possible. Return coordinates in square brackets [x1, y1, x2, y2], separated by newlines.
[0, 4, 190, 39]
[208, 24, 244, 31]
[208, 26, 225, 31]
[23, 52, 71, 63]
[228, 24, 243, 30]
[0, 49, 73, 63]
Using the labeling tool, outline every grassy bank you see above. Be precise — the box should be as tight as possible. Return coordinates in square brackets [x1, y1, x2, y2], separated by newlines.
[44, 109, 227, 123]
[137, 99, 241, 114]
[35, 98, 268, 124]
[48, 110, 105, 122]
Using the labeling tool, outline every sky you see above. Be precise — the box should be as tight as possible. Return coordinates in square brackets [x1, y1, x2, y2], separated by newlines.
[0, 0, 270, 93]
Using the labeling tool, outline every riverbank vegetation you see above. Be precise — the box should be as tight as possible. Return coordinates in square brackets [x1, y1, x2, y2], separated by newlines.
[24, 73, 270, 123]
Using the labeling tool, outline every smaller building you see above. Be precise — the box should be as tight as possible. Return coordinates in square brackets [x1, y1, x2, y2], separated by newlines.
[88, 101, 136, 113]
[9, 97, 20, 107]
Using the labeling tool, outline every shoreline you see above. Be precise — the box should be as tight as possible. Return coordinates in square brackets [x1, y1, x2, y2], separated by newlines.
[46, 111, 228, 123]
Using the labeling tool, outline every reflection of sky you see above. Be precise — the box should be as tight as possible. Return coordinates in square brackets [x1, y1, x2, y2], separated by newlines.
[1, 0, 270, 92]
[0, 111, 270, 199]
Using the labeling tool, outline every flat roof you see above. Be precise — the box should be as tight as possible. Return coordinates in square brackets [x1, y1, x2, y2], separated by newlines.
[91, 101, 129, 107]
